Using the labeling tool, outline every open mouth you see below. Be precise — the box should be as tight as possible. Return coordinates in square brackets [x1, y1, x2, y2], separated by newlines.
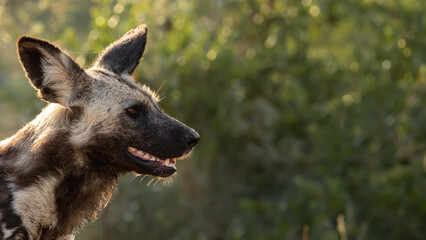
[128, 146, 177, 168]
[127, 146, 179, 177]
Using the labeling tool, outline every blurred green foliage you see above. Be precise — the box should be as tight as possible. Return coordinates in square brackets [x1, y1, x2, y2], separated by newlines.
[1, 0, 426, 239]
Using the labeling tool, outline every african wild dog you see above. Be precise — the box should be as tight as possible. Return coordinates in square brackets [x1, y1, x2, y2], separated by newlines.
[0, 25, 199, 240]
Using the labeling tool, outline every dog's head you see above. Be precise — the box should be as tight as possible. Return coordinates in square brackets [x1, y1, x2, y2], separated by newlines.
[16, 25, 199, 178]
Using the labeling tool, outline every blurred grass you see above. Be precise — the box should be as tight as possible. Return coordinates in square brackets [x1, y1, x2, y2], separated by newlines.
[1, 0, 426, 239]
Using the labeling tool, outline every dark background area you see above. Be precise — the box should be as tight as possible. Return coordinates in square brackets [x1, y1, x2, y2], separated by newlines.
[0, 0, 425, 239]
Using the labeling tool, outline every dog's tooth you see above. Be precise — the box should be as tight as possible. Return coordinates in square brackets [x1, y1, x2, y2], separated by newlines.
[165, 159, 170, 166]
[137, 150, 144, 156]
[150, 156, 156, 161]
[128, 147, 136, 152]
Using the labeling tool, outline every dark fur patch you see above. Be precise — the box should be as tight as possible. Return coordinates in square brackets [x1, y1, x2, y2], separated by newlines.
[0, 171, 29, 240]
[51, 168, 117, 237]
[12, 129, 70, 189]
[95, 25, 147, 75]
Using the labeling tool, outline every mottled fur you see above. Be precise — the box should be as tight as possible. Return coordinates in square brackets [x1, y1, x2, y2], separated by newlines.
[0, 25, 199, 240]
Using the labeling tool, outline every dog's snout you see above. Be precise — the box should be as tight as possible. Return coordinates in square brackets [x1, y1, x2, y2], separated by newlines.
[184, 129, 200, 148]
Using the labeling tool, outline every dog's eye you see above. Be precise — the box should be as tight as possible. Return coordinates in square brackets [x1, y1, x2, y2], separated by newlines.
[126, 106, 140, 118]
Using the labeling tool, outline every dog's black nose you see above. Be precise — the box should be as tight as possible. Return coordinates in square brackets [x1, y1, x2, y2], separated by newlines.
[184, 129, 200, 148]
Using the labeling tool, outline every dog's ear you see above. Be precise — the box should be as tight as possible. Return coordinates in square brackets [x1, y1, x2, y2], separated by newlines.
[93, 25, 147, 76]
[17, 36, 88, 106]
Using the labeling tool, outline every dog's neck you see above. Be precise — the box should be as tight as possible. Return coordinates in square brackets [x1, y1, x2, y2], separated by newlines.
[0, 104, 119, 239]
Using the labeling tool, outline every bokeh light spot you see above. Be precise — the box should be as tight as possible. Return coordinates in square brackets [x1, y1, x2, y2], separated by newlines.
[222, 26, 232, 37]
[382, 60, 391, 70]
[265, 35, 277, 48]
[206, 50, 217, 61]
[31, 23, 44, 34]
[253, 14, 264, 25]
[301, 0, 312, 6]
[397, 39, 406, 48]
[403, 48, 411, 57]
[108, 15, 120, 28]
[1, 32, 11, 43]
[260, 4, 271, 14]
[89, 29, 99, 40]
[309, 5, 320, 17]
[95, 16, 106, 27]
[176, 56, 186, 66]
[342, 94, 354, 105]
[113, 4, 124, 14]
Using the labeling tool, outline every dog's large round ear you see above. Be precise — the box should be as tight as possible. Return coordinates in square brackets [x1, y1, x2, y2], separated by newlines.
[93, 25, 148, 76]
[17, 36, 89, 106]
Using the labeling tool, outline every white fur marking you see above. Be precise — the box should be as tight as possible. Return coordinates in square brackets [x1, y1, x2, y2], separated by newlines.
[12, 175, 62, 238]
[59, 234, 75, 240]
[2, 223, 16, 239]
